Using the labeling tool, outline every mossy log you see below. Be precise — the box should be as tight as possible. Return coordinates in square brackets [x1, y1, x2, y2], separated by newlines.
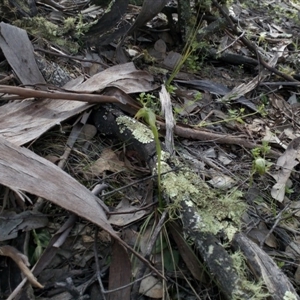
[92, 104, 299, 300]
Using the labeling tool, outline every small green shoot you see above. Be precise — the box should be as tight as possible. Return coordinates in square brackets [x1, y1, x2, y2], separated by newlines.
[260, 94, 269, 106]
[277, 261, 285, 268]
[258, 32, 267, 45]
[278, 65, 295, 77]
[166, 84, 177, 95]
[137, 92, 156, 104]
[135, 93, 163, 207]
[285, 186, 294, 195]
[250, 141, 272, 180]
[194, 91, 202, 101]
[31, 229, 51, 264]
[196, 104, 267, 127]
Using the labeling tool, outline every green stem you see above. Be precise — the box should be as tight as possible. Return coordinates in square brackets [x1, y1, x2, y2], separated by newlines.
[150, 124, 162, 207]
[135, 107, 163, 207]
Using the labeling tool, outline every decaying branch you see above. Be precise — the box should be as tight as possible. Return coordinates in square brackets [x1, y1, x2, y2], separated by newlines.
[232, 233, 299, 300]
[0, 85, 120, 104]
[92, 105, 246, 298]
[92, 104, 299, 299]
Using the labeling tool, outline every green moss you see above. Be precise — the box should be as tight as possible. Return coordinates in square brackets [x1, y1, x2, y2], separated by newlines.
[13, 15, 96, 53]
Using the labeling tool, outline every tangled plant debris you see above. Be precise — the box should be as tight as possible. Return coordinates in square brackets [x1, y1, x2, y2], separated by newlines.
[0, 0, 300, 299]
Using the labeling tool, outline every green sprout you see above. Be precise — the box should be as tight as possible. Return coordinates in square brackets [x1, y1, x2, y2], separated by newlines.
[135, 93, 163, 207]
[251, 141, 272, 178]
[196, 104, 267, 127]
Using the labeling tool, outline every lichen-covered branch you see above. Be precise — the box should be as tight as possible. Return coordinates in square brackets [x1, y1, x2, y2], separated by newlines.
[92, 104, 297, 299]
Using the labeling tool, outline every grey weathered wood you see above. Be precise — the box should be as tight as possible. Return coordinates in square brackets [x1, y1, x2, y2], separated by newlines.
[232, 233, 300, 300]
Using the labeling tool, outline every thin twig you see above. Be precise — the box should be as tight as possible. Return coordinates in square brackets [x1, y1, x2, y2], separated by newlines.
[94, 227, 107, 300]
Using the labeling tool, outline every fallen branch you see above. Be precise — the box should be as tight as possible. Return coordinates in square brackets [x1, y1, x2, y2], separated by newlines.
[0, 85, 120, 104]
[157, 121, 281, 158]
[92, 105, 249, 298]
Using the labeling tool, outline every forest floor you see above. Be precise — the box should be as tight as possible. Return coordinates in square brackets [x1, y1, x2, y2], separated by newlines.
[1, 0, 300, 299]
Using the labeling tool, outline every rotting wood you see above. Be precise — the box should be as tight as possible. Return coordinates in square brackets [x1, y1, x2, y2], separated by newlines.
[92, 104, 298, 299]
[232, 233, 300, 300]
[92, 105, 246, 298]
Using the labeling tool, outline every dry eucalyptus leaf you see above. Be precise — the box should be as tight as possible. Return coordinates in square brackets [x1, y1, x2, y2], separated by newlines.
[44, 154, 60, 164]
[78, 124, 97, 143]
[218, 153, 232, 165]
[0, 136, 115, 237]
[139, 276, 163, 298]
[87, 148, 126, 177]
[109, 199, 146, 226]
[247, 228, 277, 248]
[163, 51, 182, 69]
[71, 62, 157, 94]
[271, 137, 300, 202]
[245, 119, 265, 133]
[262, 127, 283, 145]
[295, 266, 300, 285]
[136, 228, 150, 255]
[285, 237, 300, 259]
[207, 175, 235, 190]
[154, 39, 167, 53]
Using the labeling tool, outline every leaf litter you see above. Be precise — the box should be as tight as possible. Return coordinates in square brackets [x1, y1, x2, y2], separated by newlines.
[1, 0, 300, 299]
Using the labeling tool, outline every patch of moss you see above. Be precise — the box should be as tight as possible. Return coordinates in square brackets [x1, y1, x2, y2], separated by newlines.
[118, 115, 247, 239]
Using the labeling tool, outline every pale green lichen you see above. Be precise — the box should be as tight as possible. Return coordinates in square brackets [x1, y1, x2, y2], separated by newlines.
[230, 251, 270, 299]
[117, 115, 247, 240]
[116, 115, 154, 144]
[162, 156, 247, 238]
[13, 17, 79, 53]
[162, 164, 210, 203]
[208, 245, 214, 255]
[224, 223, 238, 241]
[283, 291, 298, 300]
